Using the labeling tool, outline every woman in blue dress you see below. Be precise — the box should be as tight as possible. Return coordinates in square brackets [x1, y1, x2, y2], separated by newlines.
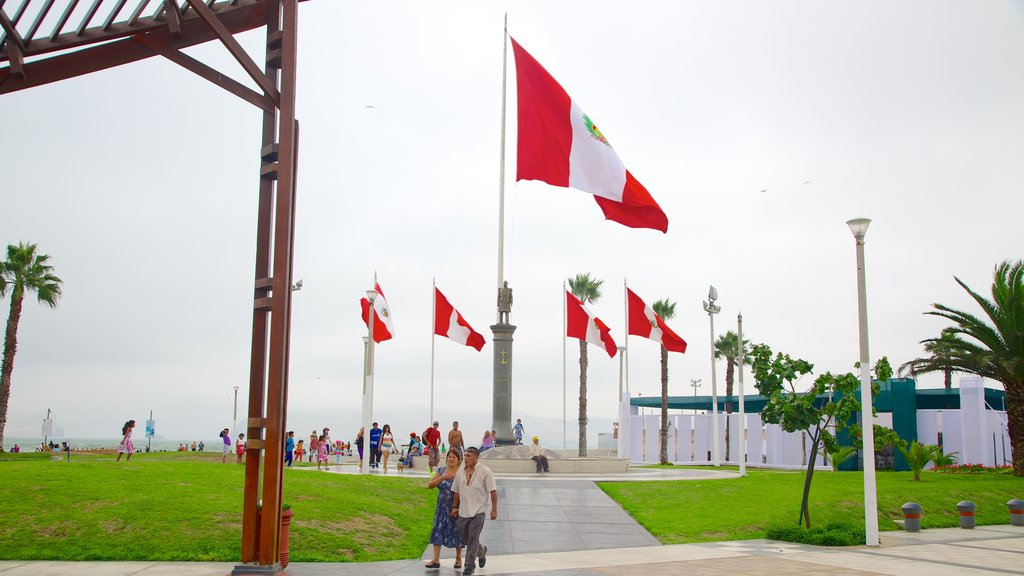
[425, 450, 464, 570]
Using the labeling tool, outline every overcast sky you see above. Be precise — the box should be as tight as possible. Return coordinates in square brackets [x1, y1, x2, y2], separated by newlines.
[2, 1, 1021, 449]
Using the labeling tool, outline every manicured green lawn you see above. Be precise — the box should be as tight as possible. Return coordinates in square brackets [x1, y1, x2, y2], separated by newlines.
[599, 466, 1023, 544]
[0, 453, 1020, 561]
[0, 451, 435, 562]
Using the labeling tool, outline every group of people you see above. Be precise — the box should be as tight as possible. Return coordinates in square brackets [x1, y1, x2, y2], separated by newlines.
[176, 441, 206, 452]
[425, 446, 497, 575]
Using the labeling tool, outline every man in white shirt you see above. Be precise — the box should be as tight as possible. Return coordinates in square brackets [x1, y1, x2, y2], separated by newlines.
[530, 436, 549, 473]
[450, 446, 497, 576]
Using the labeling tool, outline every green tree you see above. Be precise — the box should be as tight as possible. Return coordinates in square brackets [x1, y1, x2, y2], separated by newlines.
[917, 260, 1023, 476]
[714, 330, 751, 460]
[568, 273, 603, 457]
[652, 298, 677, 465]
[897, 441, 941, 481]
[0, 243, 63, 451]
[898, 328, 960, 389]
[752, 344, 891, 528]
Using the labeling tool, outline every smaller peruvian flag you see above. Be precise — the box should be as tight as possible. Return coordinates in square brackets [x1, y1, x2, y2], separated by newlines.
[360, 282, 394, 343]
[435, 288, 485, 351]
[566, 290, 617, 358]
[627, 288, 687, 353]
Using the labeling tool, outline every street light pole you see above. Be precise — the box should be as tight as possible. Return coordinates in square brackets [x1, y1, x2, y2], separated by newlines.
[232, 386, 240, 435]
[361, 290, 378, 475]
[737, 312, 747, 477]
[848, 217, 879, 547]
[703, 286, 721, 466]
[690, 378, 702, 397]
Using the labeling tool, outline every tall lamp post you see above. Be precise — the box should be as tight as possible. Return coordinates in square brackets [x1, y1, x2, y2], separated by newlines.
[690, 378, 702, 397]
[360, 290, 378, 475]
[232, 386, 240, 435]
[616, 345, 627, 459]
[703, 286, 721, 466]
[848, 217, 878, 547]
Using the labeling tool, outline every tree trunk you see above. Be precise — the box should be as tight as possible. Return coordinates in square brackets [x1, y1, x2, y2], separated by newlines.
[0, 293, 25, 452]
[798, 428, 821, 528]
[1005, 378, 1023, 476]
[578, 340, 588, 457]
[943, 369, 951, 390]
[659, 344, 668, 464]
[725, 358, 734, 461]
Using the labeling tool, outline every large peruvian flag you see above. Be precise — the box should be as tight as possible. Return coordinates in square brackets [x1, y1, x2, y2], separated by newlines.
[360, 282, 394, 343]
[566, 290, 617, 358]
[511, 37, 669, 233]
[627, 288, 687, 353]
[434, 287, 486, 351]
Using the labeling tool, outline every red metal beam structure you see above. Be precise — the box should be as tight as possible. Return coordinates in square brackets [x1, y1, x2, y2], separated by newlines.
[1, 0, 304, 571]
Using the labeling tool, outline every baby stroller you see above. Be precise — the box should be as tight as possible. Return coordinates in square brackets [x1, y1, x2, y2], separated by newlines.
[397, 448, 415, 471]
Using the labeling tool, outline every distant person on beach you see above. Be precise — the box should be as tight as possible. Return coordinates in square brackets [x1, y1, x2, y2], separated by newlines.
[424, 449, 465, 570]
[236, 433, 246, 464]
[284, 431, 295, 467]
[451, 446, 497, 576]
[220, 428, 231, 463]
[198, 441, 204, 452]
[448, 421, 464, 457]
[530, 436, 549, 473]
[116, 420, 136, 462]
[424, 420, 442, 472]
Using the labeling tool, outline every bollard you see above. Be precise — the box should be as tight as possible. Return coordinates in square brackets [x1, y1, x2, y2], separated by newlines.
[901, 502, 922, 532]
[957, 501, 976, 529]
[1008, 499, 1024, 526]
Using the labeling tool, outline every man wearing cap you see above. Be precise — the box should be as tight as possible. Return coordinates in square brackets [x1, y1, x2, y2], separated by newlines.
[424, 420, 442, 473]
[451, 446, 497, 576]
[530, 435, 549, 473]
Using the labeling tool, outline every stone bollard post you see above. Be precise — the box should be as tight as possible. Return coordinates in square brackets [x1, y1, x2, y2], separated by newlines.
[1008, 499, 1024, 526]
[901, 502, 922, 532]
[957, 501, 976, 529]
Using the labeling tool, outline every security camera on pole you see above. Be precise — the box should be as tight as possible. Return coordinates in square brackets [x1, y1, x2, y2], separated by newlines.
[703, 286, 721, 467]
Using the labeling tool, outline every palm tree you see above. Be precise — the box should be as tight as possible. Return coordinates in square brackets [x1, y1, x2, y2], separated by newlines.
[652, 298, 676, 465]
[568, 273, 603, 457]
[899, 328, 959, 389]
[920, 260, 1023, 476]
[714, 331, 751, 460]
[0, 243, 63, 451]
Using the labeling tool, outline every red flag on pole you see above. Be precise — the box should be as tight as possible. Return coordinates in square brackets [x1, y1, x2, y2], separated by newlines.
[566, 290, 617, 358]
[360, 282, 394, 343]
[627, 288, 686, 353]
[511, 37, 669, 233]
[434, 287, 485, 351]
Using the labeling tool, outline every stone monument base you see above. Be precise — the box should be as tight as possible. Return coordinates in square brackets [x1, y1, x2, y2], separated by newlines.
[479, 445, 629, 474]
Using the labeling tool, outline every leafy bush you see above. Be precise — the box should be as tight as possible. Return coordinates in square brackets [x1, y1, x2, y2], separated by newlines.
[932, 450, 959, 467]
[934, 464, 1012, 474]
[766, 521, 863, 546]
[898, 441, 940, 481]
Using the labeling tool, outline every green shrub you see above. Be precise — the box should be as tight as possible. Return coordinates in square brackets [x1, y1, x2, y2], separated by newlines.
[765, 521, 863, 546]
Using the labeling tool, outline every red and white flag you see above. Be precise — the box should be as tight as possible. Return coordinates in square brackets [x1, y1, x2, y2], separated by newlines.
[566, 290, 617, 358]
[434, 287, 485, 351]
[511, 37, 669, 233]
[360, 282, 394, 343]
[627, 288, 687, 353]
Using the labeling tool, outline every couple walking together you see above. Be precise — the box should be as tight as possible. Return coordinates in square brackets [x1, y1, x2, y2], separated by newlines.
[426, 446, 497, 575]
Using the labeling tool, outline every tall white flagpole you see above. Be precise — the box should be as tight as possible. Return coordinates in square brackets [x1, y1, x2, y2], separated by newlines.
[496, 15, 508, 314]
[431, 278, 436, 425]
[562, 280, 567, 454]
[624, 278, 629, 395]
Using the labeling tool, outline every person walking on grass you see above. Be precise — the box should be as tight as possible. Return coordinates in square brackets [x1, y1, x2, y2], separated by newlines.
[220, 428, 231, 463]
[425, 450, 465, 571]
[116, 420, 135, 462]
[236, 433, 246, 464]
[451, 446, 497, 576]
[284, 431, 295, 467]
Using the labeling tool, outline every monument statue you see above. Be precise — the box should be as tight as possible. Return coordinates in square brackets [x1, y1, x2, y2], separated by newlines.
[497, 280, 513, 324]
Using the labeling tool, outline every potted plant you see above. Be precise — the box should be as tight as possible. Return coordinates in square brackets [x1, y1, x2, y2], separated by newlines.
[255, 502, 295, 568]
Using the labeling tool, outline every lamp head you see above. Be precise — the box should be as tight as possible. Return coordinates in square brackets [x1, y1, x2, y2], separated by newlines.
[366, 289, 378, 302]
[847, 218, 871, 239]
[708, 285, 718, 302]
